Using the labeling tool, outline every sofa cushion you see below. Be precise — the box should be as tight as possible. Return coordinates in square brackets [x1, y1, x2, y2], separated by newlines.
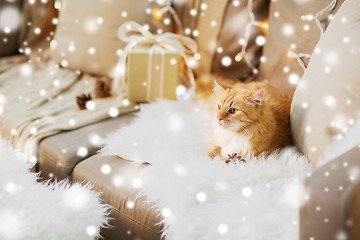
[300, 145, 360, 239]
[18, 0, 58, 55]
[71, 154, 162, 240]
[50, 0, 172, 77]
[38, 113, 136, 180]
[291, 0, 360, 165]
[258, 0, 344, 97]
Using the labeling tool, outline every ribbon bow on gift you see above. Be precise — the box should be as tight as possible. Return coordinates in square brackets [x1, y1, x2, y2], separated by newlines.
[113, 21, 198, 100]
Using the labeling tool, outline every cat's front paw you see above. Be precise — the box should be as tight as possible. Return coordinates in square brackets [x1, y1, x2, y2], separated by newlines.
[226, 153, 246, 165]
[208, 145, 221, 159]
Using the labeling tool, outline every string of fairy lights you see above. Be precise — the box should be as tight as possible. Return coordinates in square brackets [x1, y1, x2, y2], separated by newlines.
[300, 0, 337, 38]
[50, 0, 267, 75]
[153, 0, 338, 76]
[287, 0, 338, 71]
[51, 0, 338, 75]
[153, 0, 184, 35]
[234, 0, 268, 74]
[153, 0, 269, 74]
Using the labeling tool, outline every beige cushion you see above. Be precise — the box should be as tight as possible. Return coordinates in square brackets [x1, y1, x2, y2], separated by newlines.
[174, 0, 228, 77]
[18, 0, 58, 54]
[174, 0, 268, 80]
[259, 0, 344, 97]
[50, 0, 172, 76]
[291, 0, 360, 166]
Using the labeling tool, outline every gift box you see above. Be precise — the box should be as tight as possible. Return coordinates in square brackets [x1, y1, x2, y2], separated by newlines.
[113, 21, 197, 102]
[126, 43, 181, 102]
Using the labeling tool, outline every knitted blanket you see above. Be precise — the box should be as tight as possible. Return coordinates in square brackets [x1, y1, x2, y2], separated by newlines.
[0, 59, 136, 164]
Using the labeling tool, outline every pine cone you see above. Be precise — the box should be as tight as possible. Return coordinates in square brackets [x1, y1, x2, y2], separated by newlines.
[76, 93, 92, 110]
[94, 77, 111, 98]
[226, 153, 246, 165]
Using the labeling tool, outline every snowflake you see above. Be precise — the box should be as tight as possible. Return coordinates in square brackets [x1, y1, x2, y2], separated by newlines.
[217, 224, 229, 235]
[241, 186, 252, 197]
[77, 146, 88, 157]
[161, 207, 172, 218]
[132, 178, 142, 188]
[196, 191, 207, 202]
[101, 164, 111, 175]
[86, 225, 97, 237]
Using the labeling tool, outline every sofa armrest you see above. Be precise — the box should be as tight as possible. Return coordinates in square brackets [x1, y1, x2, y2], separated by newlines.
[300, 145, 360, 240]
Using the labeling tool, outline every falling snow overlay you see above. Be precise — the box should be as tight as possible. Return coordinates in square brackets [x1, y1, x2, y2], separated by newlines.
[0, 0, 359, 238]
[101, 100, 312, 240]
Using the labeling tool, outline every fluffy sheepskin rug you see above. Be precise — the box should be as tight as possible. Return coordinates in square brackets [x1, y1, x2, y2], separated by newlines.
[101, 100, 313, 240]
[0, 140, 109, 240]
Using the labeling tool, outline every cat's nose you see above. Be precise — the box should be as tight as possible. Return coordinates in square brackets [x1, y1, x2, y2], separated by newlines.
[218, 118, 222, 122]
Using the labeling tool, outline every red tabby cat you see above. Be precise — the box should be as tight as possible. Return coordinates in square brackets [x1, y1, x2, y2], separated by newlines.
[208, 80, 292, 160]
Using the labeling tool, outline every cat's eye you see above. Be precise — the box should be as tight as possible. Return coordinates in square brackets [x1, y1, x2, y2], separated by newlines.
[228, 108, 237, 114]
[218, 105, 221, 110]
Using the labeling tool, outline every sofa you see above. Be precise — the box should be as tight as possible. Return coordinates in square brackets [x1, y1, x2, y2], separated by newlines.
[1, 0, 359, 239]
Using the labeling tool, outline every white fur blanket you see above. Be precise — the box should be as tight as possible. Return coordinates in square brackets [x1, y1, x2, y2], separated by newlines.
[101, 100, 312, 240]
[0, 140, 109, 240]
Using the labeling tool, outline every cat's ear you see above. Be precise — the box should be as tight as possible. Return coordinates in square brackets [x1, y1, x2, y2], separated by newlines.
[213, 79, 225, 95]
[248, 89, 265, 107]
